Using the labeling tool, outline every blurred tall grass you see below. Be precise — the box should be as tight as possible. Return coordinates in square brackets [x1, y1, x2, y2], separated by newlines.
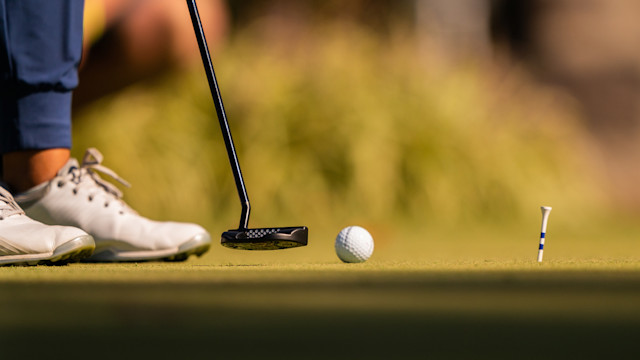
[73, 22, 611, 254]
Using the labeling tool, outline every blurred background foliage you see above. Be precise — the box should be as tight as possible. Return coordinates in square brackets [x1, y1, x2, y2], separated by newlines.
[72, 0, 636, 260]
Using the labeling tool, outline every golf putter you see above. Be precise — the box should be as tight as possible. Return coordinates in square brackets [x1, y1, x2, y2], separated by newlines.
[186, 0, 308, 250]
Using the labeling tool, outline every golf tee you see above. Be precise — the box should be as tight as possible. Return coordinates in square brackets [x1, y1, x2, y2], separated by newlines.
[537, 206, 552, 262]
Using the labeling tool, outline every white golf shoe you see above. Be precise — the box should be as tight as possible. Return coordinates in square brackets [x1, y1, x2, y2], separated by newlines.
[0, 186, 94, 266]
[16, 148, 211, 262]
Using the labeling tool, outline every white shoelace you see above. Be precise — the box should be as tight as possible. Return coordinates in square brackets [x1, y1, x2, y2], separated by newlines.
[0, 187, 24, 220]
[61, 148, 135, 213]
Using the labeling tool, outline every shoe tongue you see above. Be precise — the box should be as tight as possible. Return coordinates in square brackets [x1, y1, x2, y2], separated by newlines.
[58, 158, 80, 177]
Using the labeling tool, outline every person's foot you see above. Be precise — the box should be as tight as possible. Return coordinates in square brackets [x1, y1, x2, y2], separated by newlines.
[0, 186, 94, 266]
[16, 148, 211, 262]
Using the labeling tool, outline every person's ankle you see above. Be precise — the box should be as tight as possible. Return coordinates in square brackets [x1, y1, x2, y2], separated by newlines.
[2, 148, 70, 193]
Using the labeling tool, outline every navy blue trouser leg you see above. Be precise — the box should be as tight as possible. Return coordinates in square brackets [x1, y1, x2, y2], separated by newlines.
[0, 0, 84, 155]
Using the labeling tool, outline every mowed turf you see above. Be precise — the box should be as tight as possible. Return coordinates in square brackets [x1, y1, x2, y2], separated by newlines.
[1, 259, 640, 359]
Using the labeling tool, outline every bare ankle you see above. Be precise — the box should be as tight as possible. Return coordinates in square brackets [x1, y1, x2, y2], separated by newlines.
[2, 149, 70, 193]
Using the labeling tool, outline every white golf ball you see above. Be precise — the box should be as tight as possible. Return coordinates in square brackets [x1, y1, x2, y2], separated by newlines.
[335, 226, 374, 263]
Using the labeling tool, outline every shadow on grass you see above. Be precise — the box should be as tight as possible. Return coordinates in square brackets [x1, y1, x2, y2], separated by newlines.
[1, 276, 639, 359]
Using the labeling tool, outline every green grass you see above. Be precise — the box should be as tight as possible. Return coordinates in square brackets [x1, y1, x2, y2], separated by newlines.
[2, 259, 640, 359]
[3, 215, 639, 359]
[3, 201, 639, 359]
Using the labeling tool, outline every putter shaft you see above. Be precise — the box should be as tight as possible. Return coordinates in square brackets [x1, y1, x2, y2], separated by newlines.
[186, 0, 250, 230]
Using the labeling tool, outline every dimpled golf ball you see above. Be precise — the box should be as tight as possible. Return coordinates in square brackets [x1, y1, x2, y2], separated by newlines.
[335, 226, 374, 263]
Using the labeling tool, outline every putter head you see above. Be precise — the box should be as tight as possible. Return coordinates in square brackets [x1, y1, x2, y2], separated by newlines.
[221, 226, 308, 250]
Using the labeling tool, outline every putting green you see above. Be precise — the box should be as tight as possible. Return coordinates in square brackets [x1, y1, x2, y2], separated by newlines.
[1, 259, 640, 359]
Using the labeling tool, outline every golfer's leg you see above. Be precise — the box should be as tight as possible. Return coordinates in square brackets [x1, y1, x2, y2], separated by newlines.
[0, 1, 95, 266]
[0, 0, 84, 192]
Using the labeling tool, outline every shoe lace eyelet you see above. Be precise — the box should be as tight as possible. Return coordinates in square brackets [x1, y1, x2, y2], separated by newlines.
[57, 181, 64, 188]
[104, 202, 109, 208]
[88, 196, 93, 202]
[72, 189, 78, 195]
